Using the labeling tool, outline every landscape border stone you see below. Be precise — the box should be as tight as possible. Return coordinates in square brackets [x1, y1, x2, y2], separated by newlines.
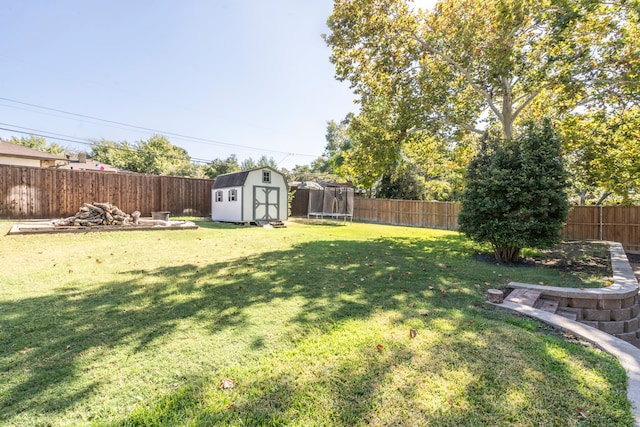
[491, 241, 640, 425]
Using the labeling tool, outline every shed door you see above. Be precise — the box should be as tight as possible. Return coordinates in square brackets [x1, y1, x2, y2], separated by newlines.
[253, 186, 280, 220]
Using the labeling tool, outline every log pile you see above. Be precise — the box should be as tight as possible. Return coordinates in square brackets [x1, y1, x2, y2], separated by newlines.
[54, 203, 140, 227]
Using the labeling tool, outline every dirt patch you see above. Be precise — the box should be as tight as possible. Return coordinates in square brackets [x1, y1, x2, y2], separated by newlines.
[475, 241, 613, 278]
[527, 241, 613, 277]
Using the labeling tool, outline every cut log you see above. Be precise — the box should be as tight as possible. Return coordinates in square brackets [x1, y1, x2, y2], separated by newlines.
[53, 202, 136, 227]
[487, 289, 504, 304]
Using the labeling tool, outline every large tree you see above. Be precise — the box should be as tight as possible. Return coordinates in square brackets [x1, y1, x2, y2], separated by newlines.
[559, 105, 640, 205]
[325, 0, 639, 142]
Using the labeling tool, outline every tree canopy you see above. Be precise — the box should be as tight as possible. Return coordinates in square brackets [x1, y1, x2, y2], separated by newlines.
[326, 0, 639, 140]
[9, 136, 67, 156]
[90, 135, 194, 177]
[324, 0, 640, 202]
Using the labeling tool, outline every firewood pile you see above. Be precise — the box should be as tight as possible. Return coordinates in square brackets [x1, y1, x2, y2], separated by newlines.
[54, 203, 140, 227]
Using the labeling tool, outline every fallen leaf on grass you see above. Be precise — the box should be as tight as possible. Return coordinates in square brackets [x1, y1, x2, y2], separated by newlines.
[376, 344, 384, 352]
[220, 378, 236, 389]
[440, 289, 448, 297]
[576, 407, 588, 418]
[227, 402, 235, 410]
[409, 329, 417, 339]
[19, 347, 33, 354]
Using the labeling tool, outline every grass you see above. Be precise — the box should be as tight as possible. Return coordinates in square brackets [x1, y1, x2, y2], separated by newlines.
[0, 219, 632, 426]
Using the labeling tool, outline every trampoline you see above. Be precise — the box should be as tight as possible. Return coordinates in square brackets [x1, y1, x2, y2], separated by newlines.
[306, 187, 354, 222]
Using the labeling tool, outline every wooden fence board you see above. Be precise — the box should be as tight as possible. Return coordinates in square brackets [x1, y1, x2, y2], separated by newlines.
[353, 198, 640, 253]
[0, 165, 213, 219]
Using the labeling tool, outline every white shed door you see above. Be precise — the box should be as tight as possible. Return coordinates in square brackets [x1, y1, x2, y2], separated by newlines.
[253, 186, 280, 220]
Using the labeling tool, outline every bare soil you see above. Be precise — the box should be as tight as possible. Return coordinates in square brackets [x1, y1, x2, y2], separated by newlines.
[475, 240, 613, 278]
[526, 240, 613, 277]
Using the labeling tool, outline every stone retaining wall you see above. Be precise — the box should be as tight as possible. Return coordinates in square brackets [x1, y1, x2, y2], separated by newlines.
[509, 242, 640, 346]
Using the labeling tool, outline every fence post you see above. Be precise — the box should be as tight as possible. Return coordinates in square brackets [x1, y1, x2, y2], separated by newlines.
[599, 205, 603, 241]
[446, 202, 449, 230]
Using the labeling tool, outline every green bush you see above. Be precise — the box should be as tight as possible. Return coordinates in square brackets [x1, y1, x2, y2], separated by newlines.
[459, 120, 570, 263]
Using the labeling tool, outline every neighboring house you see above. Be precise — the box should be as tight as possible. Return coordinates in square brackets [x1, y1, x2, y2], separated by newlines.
[0, 141, 120, 172]
[211, 167, 288, 223]
[0, 139, 67, 168]
[57, 152, 122, 172]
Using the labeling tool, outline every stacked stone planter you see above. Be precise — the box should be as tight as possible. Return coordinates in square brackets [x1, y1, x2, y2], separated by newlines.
[509, 242, 640, 347]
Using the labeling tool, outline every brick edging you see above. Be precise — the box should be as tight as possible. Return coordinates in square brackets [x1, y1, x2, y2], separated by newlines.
[508, 242, 640, 344]
[495, 301, 640, 427]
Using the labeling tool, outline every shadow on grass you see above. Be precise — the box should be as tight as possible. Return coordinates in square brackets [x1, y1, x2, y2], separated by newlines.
[0, 232, 631, 426]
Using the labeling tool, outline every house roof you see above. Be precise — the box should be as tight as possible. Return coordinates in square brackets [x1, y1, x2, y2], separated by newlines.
[212, 167, 284, 189]
[0, 140, 67, 161]
[58, 158, 122, 172]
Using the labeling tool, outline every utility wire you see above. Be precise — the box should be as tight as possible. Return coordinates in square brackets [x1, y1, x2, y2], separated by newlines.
[0, 96, 318, 158]
[0, 125, 212, 165]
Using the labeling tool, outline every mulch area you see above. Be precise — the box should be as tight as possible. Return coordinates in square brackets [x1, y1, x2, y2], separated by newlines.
[476, 241, 614, 278]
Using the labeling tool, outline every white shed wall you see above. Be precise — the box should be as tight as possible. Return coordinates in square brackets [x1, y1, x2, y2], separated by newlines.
[211, 186, 244, 222]
[211, 168, 288, 223]
[242, 170, 288, 221]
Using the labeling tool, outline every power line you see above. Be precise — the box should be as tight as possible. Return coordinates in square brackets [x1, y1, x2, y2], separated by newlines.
[0, 96, 319, 158]
[0, 125, 211, 165]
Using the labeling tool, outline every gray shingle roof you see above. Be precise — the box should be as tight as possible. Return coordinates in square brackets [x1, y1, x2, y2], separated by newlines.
[212, 170, 250, 188]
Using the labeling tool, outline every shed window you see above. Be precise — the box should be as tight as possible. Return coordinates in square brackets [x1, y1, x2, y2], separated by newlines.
[262, 170, 271, 183]
[215, 190, 223, 202]
[229, 189, 237, 201]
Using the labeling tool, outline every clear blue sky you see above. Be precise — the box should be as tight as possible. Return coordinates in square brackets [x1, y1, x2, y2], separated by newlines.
[0, 1, 433, 170]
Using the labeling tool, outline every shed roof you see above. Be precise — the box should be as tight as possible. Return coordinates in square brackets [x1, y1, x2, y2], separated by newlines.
[212, 167, 285, 189]
[212, 170, 250, 188]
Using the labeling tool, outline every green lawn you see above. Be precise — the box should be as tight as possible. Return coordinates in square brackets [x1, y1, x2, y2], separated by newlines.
[0, 219, 632, 426]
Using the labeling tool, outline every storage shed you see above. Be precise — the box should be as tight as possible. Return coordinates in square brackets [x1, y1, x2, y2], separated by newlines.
[211, 167, 288, 223]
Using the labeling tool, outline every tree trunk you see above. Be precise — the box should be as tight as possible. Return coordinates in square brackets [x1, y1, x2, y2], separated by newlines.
[501, 78, 514, 140]
[579, 189, 588, 206]
[596, 191, 612, 205]
[493, 244, 521, 263]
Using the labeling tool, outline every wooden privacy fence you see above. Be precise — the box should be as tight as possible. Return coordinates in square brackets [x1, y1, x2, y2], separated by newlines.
[0, 165, 213, 219]
[352, 198, 640, 254]
[354, 198, 460, 230]
[563, 205, 640, 254]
